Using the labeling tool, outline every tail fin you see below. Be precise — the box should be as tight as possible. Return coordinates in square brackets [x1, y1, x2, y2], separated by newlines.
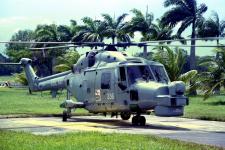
[20, 58, 38, 91]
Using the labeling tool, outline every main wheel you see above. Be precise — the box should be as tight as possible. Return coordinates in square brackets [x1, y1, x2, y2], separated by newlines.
[139, 116, 146, 126]
[62, 110, 68, 122]
[121, 112, 131, 120]
[132, 116, 138, 126]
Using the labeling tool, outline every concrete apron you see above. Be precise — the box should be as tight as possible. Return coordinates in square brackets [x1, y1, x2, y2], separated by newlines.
[0, 115, 225, 148]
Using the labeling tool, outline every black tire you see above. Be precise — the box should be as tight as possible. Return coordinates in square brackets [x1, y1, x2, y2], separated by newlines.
[132, 116, 138, 126]
[121, 112, 131, 120]
[139, 116, 146, 126]
[62, 110, 68, 122]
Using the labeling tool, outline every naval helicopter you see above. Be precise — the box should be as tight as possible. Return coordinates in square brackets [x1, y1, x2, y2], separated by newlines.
[0, 41, 192, 126]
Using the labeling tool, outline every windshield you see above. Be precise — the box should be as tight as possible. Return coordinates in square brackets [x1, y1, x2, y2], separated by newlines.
[127, 66, 154, 84]
[150, 65, 169, 84]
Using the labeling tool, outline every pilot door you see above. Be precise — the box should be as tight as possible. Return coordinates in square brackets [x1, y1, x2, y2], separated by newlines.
[82, 71, 96, 102]
[116, 67, 130, 107]
[95, 69, 115, 111]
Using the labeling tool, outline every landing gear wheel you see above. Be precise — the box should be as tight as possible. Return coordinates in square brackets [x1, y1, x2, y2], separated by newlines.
[132, 115, 146, 126]
[62, 110, 68, 122]
[132, 116, 138, 126]
[121, 112, 131, 120]
[139, 116, 146, 126]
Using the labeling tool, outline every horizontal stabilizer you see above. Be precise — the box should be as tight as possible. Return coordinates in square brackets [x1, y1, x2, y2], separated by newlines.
[60, 100, 85, 109]
[0, 62, 21, 65]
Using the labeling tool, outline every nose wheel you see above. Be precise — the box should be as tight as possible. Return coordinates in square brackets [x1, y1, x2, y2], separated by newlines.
[62, 109, 72, 122]
[132, 115, 146, 126]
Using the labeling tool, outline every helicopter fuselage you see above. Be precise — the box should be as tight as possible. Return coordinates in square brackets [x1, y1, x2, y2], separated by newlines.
[19, 49, 188, 124]
[63, 50, 188, 116]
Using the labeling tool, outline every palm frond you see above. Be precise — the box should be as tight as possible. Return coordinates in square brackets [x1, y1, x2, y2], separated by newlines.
[197, 3, 208, 15]
[164, 0, 184, 7]
[177, 17, 193, 36]
[178, 70, 198, 83]
[161, 6, 191, 27]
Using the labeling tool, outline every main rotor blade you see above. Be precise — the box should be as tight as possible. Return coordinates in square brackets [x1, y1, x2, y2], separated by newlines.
[146, 44, 225, 48]
[143, 37, 225, 44]
[0, 41, 72, 44]
[29, 45, 79, 50]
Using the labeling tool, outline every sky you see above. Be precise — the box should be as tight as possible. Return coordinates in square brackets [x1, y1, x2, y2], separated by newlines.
[0, 0, 225, 56]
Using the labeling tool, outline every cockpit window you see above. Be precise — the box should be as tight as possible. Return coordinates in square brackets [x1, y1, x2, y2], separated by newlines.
[150, 65, 169, 84]
[127, 66, 154, 84]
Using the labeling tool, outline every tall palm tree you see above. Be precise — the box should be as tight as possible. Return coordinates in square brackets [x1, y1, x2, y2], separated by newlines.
[35, 24, 58, 43]
[57, 25, 73, 42]
[72, 17, 105, 42]
[102, 13, 131, 44]
[154, 19, 173, 41]
[128, 9, 157, 57]
[129, 8, 157, 41]
[34, 24, 65, 76]
[197, 11, 225, 45]
[70, 19, 79, 38]
[161, 0, 208, 70]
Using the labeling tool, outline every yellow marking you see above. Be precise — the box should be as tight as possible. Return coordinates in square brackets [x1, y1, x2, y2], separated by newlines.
[15, 119, 115, 132]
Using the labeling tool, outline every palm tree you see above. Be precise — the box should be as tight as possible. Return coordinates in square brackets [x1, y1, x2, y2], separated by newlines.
[129, 9, 156, 41]
[153, 46, 197, 83]
[198, 47, 225, 99]
[70, 19, 79, 37]
[35, 24, 58, 43]
[128, 9, 158, 57]
[57, 25, 73, 42]
[161, 0, 208, 70]
[102, 13, 131, 44]
[197, 11, 225, 45]
[72, 17, 105, 42]
[153, 19, 174, 42]
[34, 24, 65, 76]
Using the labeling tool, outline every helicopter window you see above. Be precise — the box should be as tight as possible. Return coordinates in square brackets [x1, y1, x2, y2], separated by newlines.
[150, 65, 169, 84]
[119, 67, 126, 81]
[101, 73, 111, 89]
[127, 66, 154, 84]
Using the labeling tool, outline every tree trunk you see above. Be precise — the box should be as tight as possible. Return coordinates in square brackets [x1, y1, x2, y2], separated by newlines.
[189, 21, 197, 95]
[112, 37, 115, 44]
[217, 36, 219, 45]
[51, 56, 56, 75]
[190, 22, 196, 70]
[143, 45, 147, 58]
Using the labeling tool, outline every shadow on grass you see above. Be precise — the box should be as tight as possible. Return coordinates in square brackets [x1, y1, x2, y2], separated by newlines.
[207, 101, 225, 106]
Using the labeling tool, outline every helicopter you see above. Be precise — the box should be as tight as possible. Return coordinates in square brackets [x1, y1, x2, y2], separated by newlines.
[0, 41, 192, 126]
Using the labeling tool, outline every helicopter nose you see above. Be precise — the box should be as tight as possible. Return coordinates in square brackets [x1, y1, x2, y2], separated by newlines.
[169, 81, 186, 96]
[154, 81, 188, 117]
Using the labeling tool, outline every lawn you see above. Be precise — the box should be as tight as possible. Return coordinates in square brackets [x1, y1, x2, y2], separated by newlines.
[1, 87, 225, 121]
[184, 96, 225, 121]
[0, 75, 15, 82]
[0, 130, 222, 150]
[0, 88, 88, 116]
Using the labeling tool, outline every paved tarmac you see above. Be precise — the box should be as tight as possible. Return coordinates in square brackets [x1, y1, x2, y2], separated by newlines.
[0, 115, 225, 148]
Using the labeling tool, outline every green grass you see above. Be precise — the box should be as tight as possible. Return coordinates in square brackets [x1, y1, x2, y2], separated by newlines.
[1, 87, 225, 121]
[184, 95, 225, 121]
[0, 88, 88, 116]
[0, 130, 222, 150]
[0, 75, 15, 82]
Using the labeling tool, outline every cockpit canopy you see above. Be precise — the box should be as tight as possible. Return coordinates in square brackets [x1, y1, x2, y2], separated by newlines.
[119, 64, 170, 84]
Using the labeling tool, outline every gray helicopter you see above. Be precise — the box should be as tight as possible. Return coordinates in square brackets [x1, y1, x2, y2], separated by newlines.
[10, 42, 189, 126]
